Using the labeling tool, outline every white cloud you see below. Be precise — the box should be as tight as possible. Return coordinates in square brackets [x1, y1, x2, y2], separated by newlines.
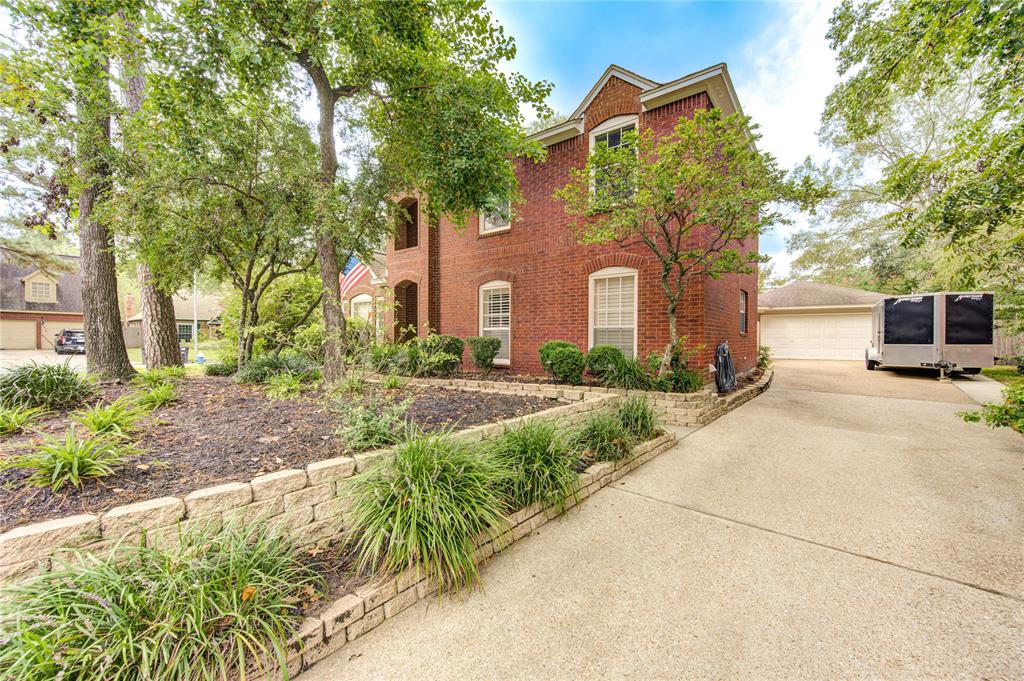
[732, 0, 840, 278]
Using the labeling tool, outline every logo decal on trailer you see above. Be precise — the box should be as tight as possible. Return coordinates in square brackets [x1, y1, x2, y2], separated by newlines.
[953, 294, 983, 303]
[893, 297, 924, 305]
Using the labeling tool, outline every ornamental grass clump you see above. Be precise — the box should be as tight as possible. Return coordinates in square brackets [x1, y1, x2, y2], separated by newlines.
[0, 523, 322, 681]
[0, 405, 45, 435]
[132, 365, 187, 389]
[0, 428, 136, 491]
[570, 411, 636, 462]
[616, 396, 659, 440]
[488, 420, 579, 513]
[73, 396, 144, 437]
[345, 430, 508, 593]
[134, 382, 178, 410]
[0, 361, 94, 410]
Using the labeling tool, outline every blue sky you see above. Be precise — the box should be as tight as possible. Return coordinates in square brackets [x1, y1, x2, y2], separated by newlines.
[489, 0, 841, 277]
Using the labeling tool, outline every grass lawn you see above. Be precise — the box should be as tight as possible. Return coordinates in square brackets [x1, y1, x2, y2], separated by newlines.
[982, 366, 1022, 384]
[129, 340, 229, 371]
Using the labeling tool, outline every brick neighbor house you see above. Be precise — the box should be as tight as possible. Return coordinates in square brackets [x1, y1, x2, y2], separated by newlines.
[372, 63, 758, 375]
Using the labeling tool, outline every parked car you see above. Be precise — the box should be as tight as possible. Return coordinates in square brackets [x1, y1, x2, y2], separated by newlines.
[54, 329, 86, 355]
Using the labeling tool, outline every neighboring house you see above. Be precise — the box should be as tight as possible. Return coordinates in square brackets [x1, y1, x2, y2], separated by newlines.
[758, 281, 885, 360]
[384, 63, 758, 374]
[0, 251, 85, 350]
[340, 252, 388, 335]
[123, 291, 223, 348]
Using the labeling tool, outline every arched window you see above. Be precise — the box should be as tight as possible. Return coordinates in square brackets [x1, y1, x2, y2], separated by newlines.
[479, 280, 511, 366]
[589, 266, 637, 358]
[350, 293, 372, 321]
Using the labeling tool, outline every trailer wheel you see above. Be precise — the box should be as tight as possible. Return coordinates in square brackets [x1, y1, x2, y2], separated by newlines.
[960, 367, 981, 375]
[865, 351, 877, 371]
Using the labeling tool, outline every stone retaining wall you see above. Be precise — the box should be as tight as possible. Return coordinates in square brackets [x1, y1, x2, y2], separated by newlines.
[0, 393, 620, 583]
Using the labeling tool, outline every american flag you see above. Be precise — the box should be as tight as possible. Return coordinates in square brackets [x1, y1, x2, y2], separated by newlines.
[339, 256, 370, 300]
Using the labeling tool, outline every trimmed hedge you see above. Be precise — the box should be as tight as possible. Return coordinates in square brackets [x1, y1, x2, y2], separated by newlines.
[467, 336, 502, 372]
[538, 340, 577, 374]
[585, 345, 625, 377]
[547, 345, 585, 385]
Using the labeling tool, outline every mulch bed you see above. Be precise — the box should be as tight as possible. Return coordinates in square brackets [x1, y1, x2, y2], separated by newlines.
[0, 377, 555, 532]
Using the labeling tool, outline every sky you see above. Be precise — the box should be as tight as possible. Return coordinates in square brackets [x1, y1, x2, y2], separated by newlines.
[488, 0, 841, 277]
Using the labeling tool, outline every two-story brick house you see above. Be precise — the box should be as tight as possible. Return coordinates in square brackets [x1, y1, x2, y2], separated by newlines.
[377, 63, 758, 375]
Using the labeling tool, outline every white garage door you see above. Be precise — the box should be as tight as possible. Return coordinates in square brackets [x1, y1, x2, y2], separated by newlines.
[0, 320, 37, 350]
[761, 313, 871, 360]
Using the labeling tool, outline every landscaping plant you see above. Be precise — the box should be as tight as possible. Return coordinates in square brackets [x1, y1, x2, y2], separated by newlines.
[134, 383, 178, 411]
[960, 381, 1024, 434]
[467, 336, 502, 373]
[133, 366, 187, 389]
[334, 374, 367, 395]
[336, 396, 411, 450]
[546, 345, 586, 385]
[379, 373, 405, 390]
[538, 340, 577, 374]
[0, 428, 135, 491]
[0, 406, 45, 435]
[203, 357, 238, 377]
[0, 523, 322, 681]
[369, 342, 402, 373]
[585, 345, 625, 378]
[345, 430, 508, 592]
[0, 361, 94, 410]
[616, 396, 659, 441]
[264, 372, 304, 400]
[601, 356, 652, 391]
[488, 420, 579, 513]
[757, 345, 773, 370]
[570, 411, 636, 462]
[73, 396, 144, 437]
[236, 353, 320, 384]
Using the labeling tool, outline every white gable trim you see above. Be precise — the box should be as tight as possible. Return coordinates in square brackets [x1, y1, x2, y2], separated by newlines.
[570, 65, 659, 120]
[639, 63, 742, 115]
[527, 118, 584, 147]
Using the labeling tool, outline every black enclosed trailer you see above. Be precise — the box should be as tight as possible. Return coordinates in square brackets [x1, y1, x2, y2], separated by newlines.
[865, 292, 994, 374]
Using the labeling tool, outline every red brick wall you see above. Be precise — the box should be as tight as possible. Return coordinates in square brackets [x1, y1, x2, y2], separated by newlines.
[385, 77, 758, 375]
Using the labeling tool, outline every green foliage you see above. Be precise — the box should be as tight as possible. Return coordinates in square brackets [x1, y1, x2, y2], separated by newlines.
[264, 373, 304, 401]
[466, 336, 502, 372]
[73, 397, 144, 437]
[236, 354, 320, 385]
[602, 357, 652, 391]
[488, 420, 579, 514]
[379, 373, 405, 390]
[1, 428, 135, 492]
[134, 383, 178, 411]
[204, 357, 239, 377]
[538, 340, 577, 374]
[334, 374, 366, 395]
[420, 335, 464, 361]
[0, 523, 322, 681]
[569, 412, 636, 462]
[344, 431, 508, 593]
[959, 381, 1024, 434]
[616, 396, 659, 441]
[547, 346, 586, 385]
[369, 343, 402, 373]
[133, 366, 186, 389]
[758, 345, 773, 370]
[336, 397, 411, 451]
[381, 337, 462, 378]
[586, 345, 625, 378]
[0, 406, 45, 435]
[0, 362, 94, 410]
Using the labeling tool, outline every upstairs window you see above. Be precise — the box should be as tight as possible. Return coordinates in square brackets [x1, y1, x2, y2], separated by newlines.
[395, 199, 418, 250]
[480, 200, 511, 235]
[740, 290, 749, 334]
[590, 115, 638, 203]
[480, 281, 511, 366]
[24, 274, 56, 303]
[589, 267, 637, 358]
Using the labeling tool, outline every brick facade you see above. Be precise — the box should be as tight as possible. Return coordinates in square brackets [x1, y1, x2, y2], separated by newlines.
[379, 67, 758, 375]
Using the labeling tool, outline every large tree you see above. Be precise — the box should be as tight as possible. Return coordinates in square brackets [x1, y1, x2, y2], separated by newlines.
[557, 109, 821, 374]
[176, 0, 550, 380]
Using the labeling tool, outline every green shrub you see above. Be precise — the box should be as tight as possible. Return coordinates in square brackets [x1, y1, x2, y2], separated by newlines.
[133, 366, 187, 389]
[0, 406, 45, 435]
[1015, 355, 1024, 376]
[466, 336, 502, 372]
[757, 345, 773, 370]
[586, 345, 625, 378]
[236, 353, 320, 384]
[345, 430, 508, 592]
[570, 412, 636, 462]
[0, 428, 135, 491]
[616, 396, 658, 440]
[547, 345, 585, 385]
[135, 383, 178, 411]
[379, 373, 405, 390]
[602, 356, 652, 390]
[652, 366, 703, 393]
[960, 380, 1024, 433]
[336, 397, 411, 450]
[538, 340, 577, 374]
[369, 342, 402, 372]
[335, 374, 366, 395]
[0, 361, 94, 410]
[488, 420, 579, 513]
[0, 523, 322, 681]
[420, 334, 464, 360]
[203, 357, 238, 377]
[73, 396, 144, 437]
[417, 351, 461, 377]
[264, 372, 304, 400]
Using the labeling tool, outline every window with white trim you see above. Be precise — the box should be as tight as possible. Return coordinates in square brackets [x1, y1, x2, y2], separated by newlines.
[351, 293, 373, 321]
[739, 290, 748, 334]
[589, 267, 637, 358]
[480, 200, 511, 235]
[480, 281, 511, 366]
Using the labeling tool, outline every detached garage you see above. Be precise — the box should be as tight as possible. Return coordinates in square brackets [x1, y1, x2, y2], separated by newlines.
[759, 281, 884, 360]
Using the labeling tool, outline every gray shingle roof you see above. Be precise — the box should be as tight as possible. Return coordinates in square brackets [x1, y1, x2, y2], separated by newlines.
[0, 252, 83, 314]
[760, 281, 885, 309]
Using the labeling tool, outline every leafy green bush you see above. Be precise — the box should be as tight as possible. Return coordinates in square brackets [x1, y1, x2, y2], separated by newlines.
[379, 373, 405, 390]
[334, 374, 367, 395]
[0, 361, 94, 410]
[73, 396, 144, 437]
[369, 342, 402, 372]
[420, 334, 464, 361]
[1015, 355, 1024, 376]
[264, 372, 304, 400]
[135, 383, 178, 411]
[488, 420, 579, 513]
[960, 380, 1024, 433]
[467, 336, 502, 372]
[586, 345, 625, 378]
[417, 351, 461, 377]
[0, 428, 135, 491]
[235, 353, 320, 384]
[547, 345, 585, 385]
[650, 366, 703, 393]
[0, 406, 45, 435]
[538, 340, 577, 374]
[570, 411, 636, 462]
[602, 356, 652, 390]
[757, 344, 773, 370]
[133, 366, 187, 389]
[336, 397, 411, 450]
[203, 357, 238, 377]
[0, 523, 322, 681]
[345, 430, 507, 592]
[616, 396, 658, 440]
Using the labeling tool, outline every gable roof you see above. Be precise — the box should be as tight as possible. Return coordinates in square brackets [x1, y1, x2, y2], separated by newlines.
[759, 281, 886, 309]
[569, 64, 660, 120]
[0, 251, 83, 314]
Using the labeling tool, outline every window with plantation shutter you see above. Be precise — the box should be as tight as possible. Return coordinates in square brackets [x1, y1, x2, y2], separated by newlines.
[480, 281, 511, 365]
[589, 267, 637, 358]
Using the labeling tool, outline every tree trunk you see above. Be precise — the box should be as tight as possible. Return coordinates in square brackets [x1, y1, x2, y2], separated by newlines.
[121, 18, 181, 369]
[77, 61, 135, 381]
[659, 298, 679, 376]
[137, 263, 182, 368]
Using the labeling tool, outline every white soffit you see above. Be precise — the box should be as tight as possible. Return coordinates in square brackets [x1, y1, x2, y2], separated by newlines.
[639, 63, 742, 116]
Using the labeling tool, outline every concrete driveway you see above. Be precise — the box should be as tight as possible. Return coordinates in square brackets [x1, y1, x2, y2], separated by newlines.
[0, 348, 87, 371]
[306, 361, 1023, 680]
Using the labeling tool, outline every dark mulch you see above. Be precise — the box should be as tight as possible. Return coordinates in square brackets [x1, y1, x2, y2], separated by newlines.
[456, 370, 602, 387]
[300, 541, 369, 618]
[0, 377, 555, 532]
